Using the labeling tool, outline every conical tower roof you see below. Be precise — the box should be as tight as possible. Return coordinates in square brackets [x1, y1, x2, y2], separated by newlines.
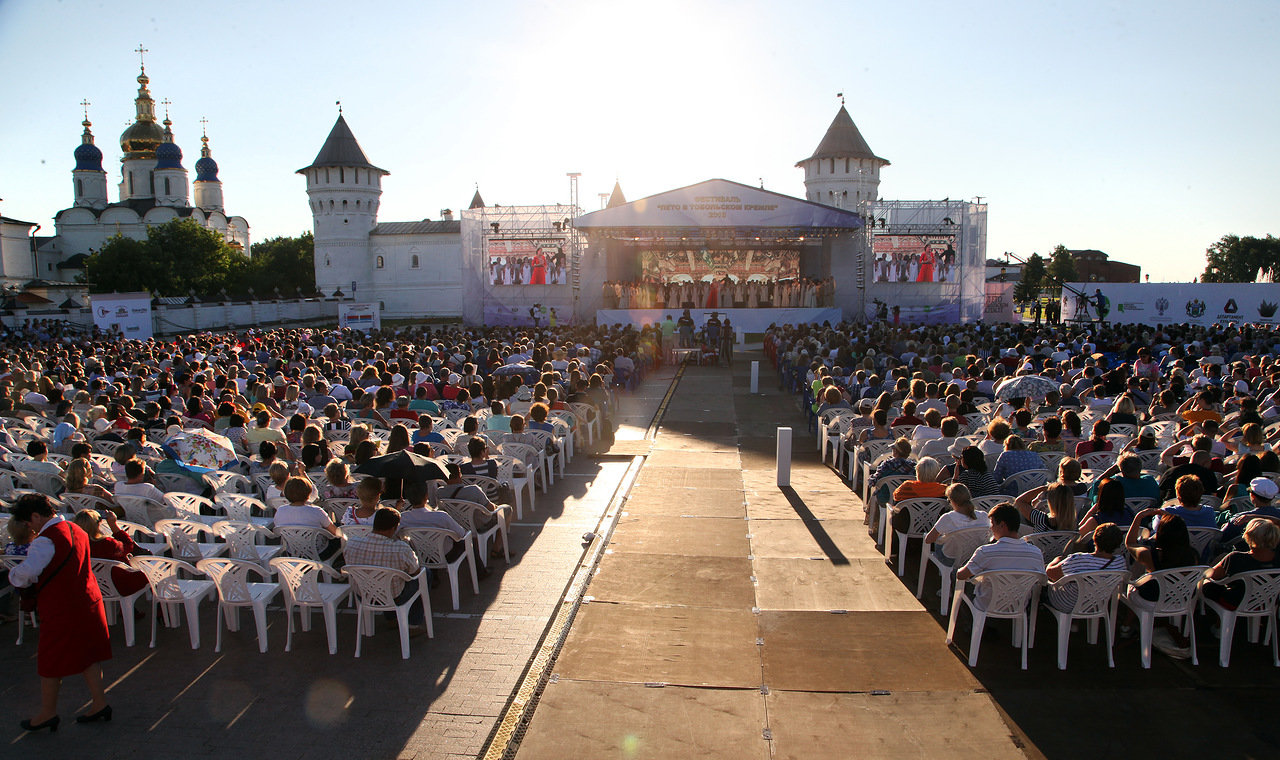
[796, 106, 888, 166]
[297, 113, 387, 174]
[469, 188, 485, 209]
[606, 180, 626, 208]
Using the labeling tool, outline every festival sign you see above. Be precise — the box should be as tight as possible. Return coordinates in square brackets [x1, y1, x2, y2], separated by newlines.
[640, 248, 800, 283]
[983, 281, 1018, 323]
[870, 233, 959, 283]
[486, 237, 568, 286]
[1059, 282, 1280, 326]
[338, 302, 382, 331]
[90, 292, 153, 339]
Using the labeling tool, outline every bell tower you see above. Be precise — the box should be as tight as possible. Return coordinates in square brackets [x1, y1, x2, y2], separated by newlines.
[797, 101, 889, 209]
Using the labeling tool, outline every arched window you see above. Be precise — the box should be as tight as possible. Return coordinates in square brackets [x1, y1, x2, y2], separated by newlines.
[342, 200, 348, 210]
[355, 200, 361, 209]
[128, 172, 134, 195]
[328, 200, 334, 210]
[411, 255, 420, 269]
[376, 255, 384, 269]
[325, 256, 331, 267]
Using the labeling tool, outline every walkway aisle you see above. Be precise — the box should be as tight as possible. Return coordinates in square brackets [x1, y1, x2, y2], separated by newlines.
[516, 354, 1029, 759]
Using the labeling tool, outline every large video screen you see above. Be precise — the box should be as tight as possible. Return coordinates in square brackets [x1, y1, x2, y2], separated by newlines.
[871, 233, 958, 283]
[487, 237, 569, 286]
[640, 248, 800, 283]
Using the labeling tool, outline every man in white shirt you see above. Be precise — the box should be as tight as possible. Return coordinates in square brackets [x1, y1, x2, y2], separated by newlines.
[957, 504, 1045, 609]
[113, 458, 174, 523]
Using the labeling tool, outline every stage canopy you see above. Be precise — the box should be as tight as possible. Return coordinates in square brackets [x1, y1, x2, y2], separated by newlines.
[573, 179, 864, 234]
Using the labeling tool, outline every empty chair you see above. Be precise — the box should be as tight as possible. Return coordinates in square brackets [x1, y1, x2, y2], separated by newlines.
[276, 525, 343, 566]
[946, 569, 1047, 669]
[269, 557, 350, 655]
[207, 471, 255, 495]
[165, 492, 217, 518]
[400, 526, 478, 610]
[438, 498, 510, 567]
[1043, 570, 1129, 669]
[342, 564, 432, 659]
[1120, 566, 1208, 668]
[217, 493, 272, 522]
[889, 497, 948, 577]
[196, 558, 281, 653]
[154, 519, 227, 563]
[213, 520, 282, 572]
[129, 556, 216, 649]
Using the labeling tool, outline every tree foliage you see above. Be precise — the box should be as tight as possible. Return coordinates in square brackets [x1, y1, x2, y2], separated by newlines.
[84, 220, 315, 298]
[1012, 253, 1046, 305]
[1201, 234, 1280, 283]
[1046, 244, 1077, 285]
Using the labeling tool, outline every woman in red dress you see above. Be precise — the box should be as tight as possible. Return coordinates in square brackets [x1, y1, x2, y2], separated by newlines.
[9, 494, 113, 732]
[916, 247, 935, 282]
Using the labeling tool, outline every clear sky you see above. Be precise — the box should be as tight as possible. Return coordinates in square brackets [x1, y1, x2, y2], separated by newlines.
[1, 0, 1275, 281]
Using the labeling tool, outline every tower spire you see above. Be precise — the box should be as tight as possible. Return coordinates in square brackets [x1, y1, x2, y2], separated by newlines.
[79, 99, 95, 144]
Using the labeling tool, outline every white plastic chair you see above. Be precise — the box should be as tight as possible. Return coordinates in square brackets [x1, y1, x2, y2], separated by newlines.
[60, 492, 116, 514]
[1187, 527, 1222, 563]
[1002, 469, 1051, 496]
[277, 526, 343, 566]
[1022, 531, 1079, 565]
[1121, 566, 1208, 668]
[1078, 451, 1118, 471]
[971, 495, 1009, 513]
[1201, 568, 1280, 667]
[89, 558, 149, 647]
[523, 430, 564, 479]
[207, 471, 255, 495]
[342, 564, 433, 658]
[269, 557, 349, 655]
[196, 558, 281, 653]
[1044, 570, 1129, 669]
[166, 492, 216, 517]
[491, 454, 533, 519]
[216, 493, 272, 522]
[155, 473, 199, 494]
[155, 518, 227, 563]
[852, 439, 894, 492]
[946, 569, 1047, 669]
[212, 520, 282, 571]
[116, 494, 172, 527]
[889, 497, 947, 577]
[869, 475, 910, 548]
[1038, 450, 1069, 473]
[460, 475, 502, 505]
[920, 525, 990, 614]
[438, 498, 510, 567]
[0, 556, 37, 644]
[129, 555, 216, 649]
[115, 519, 169, 556]
[400, 527, 478, 610]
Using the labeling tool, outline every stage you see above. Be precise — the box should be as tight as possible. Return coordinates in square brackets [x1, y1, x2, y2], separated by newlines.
[596, 307, 842, 333]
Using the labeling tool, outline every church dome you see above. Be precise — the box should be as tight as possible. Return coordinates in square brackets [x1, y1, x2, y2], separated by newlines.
[195, 155, 219, 181]
[74, 139, 103, 171]
[154, 140, 184, 169]
[120, 119, 165, 157]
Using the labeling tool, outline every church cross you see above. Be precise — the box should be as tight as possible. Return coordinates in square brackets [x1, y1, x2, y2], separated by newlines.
[135, 45, 148, 69]
[80, 99, 91, 120]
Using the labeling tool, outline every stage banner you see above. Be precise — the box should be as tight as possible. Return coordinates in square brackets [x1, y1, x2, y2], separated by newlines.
[865, 300, 961, 325]
[983, 282, 1018, 323]
[1061, 283, 1280, 326]
[339, 302, 382, 331]
[486, 237, 568, 286]
[596, 307, 841, 334]
[870, 233, 959, 283]
[91, 292, 153, 339]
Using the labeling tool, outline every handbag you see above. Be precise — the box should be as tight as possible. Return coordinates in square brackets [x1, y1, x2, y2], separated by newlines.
[18, 547, 73, 613]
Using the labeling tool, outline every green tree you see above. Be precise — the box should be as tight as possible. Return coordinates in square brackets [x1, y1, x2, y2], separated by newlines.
[1046, 244, 1077, 285]
[1202, 234, 1280, 283]
[1012, 253, 1046, 305]
[247, 232, 315, 296]
[84, 218, 250, 297]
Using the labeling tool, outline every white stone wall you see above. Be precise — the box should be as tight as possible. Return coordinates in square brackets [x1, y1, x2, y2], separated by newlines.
[368, 232, 464, 317]
[802, 157, 882, 208]
[4, 298, 342, 336]
[0, 221, 36, 283]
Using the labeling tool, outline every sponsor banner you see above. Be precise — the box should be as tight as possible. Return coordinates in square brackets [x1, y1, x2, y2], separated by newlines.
[338, 302, 381, 331]
[865, 300, 962, 325]
[90, 292, 153, 339]
[983, 281, 1019, 323]
[870, 233, 959, 283]
[487, 237, 568, 286]
[1060, 283, 1280, 325]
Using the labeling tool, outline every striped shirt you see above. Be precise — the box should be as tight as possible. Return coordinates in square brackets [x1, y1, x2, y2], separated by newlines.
[1048, 553, 1125, 610]
[960, 538, 1045, 609]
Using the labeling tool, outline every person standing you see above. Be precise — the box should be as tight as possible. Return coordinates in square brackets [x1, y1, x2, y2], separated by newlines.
[9, 493, 113, 731]
[720, 319, 735, 367]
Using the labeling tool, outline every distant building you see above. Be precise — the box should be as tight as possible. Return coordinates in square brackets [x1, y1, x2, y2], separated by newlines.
[1069, 249, 1140, 283]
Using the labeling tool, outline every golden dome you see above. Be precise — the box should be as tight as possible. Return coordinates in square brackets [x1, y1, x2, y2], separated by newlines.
[119, 65, 164, 158]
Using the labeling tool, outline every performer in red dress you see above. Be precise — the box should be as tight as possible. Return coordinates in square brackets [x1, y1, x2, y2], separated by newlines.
[9, 494, 113, 732]
[916, 247, 935, 282]
[530, 252, 547, 285]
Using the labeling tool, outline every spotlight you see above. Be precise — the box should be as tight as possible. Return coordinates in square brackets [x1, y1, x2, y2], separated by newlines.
[490, 222, 500, 233]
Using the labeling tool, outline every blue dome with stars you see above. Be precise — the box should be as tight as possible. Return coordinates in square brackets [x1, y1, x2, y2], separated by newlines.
[154, 140, 184, 170]
[74, 140, 104, 171]
[195, 155, 219, 181]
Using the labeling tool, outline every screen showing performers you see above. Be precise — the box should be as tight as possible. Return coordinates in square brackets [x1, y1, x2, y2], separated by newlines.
[639, 248, 801, 283]
[870, 234, 959, 283]
[487, 238, 568, 286]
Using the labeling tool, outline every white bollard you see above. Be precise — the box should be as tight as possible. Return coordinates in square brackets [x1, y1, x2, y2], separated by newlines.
[776, 427, 792, 487]
[750, 361, 759, 394]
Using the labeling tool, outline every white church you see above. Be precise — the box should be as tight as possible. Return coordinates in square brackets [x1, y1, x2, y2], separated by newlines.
[1, 61, 251, 291]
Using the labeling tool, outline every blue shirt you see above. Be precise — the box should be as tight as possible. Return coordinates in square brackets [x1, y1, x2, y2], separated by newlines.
[993, 449, 1045, 483]
[1159, 504, 1219, 529]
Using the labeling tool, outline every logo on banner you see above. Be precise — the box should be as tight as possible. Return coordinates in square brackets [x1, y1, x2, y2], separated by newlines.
[1224, 299, 1239, 314]
[1185, 299, 1206, 318]
[1155, 298, 1169, 316]
[1259, 301, 1278, 318]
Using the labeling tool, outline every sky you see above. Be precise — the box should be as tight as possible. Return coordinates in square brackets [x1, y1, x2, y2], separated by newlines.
[0, 0, 1276, 282]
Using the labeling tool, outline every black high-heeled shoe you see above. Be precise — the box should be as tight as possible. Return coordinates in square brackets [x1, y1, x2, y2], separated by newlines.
[75, 705, 112, 724]
[19, 715, 60, 733]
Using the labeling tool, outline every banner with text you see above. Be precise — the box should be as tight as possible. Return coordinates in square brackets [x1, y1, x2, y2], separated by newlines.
[984, 281, 1019, 323]
[91, 292, 153, 339]
[339, 302, 382, 332]
[1060, 282, 1280, 325]
[486, 237, 568, 286]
